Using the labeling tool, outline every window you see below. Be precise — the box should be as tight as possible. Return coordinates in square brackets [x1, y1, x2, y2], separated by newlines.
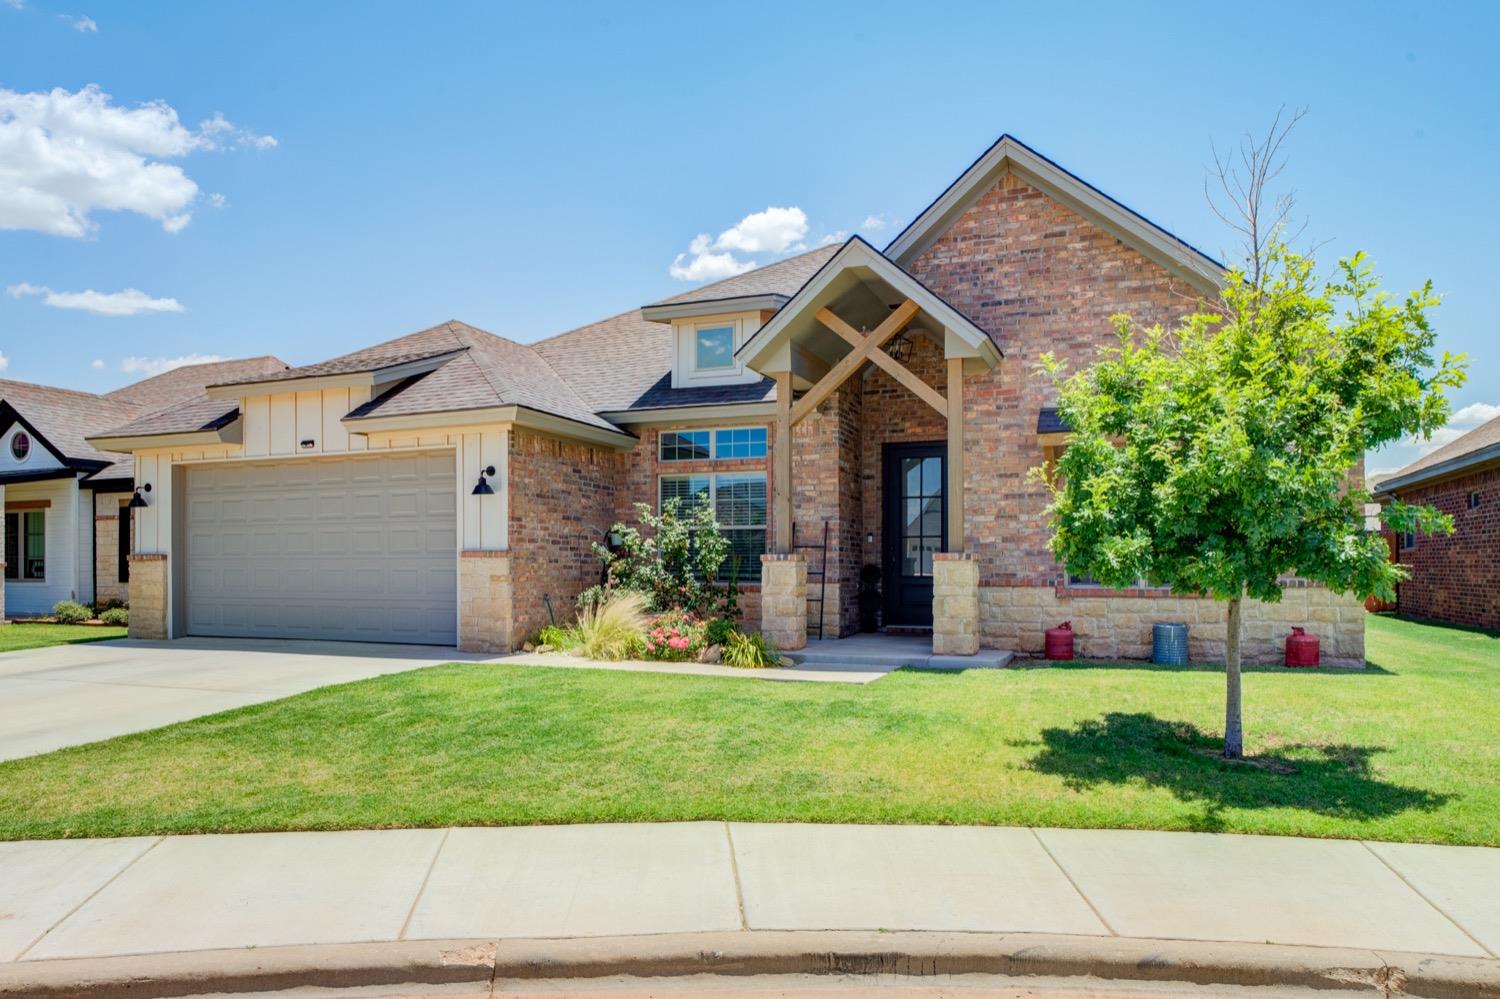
[1470, 491, 1482, 510]
[9, 431, 30, 462]
[1400, 530, 1415, 551]
[659, 426, 768, 462]
[659, 472, 767, 581]
[4, 510, 45, 580]
[660, 430, 710, 462]
[714, 427, 767, 459]
[695, 325, 735, 369]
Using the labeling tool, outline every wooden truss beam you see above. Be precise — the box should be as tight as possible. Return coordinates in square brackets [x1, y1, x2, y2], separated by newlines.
[791, 299, 922, 426]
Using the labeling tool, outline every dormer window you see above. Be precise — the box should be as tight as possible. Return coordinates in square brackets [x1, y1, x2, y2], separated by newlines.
[695, 325, 735, 369]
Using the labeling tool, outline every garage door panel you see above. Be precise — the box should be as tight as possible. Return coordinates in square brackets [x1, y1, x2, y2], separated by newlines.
[184, 451, 456, 645]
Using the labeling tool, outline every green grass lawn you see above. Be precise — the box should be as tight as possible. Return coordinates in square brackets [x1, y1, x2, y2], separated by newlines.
[1, 614, 1496, 844]
[0, 623, 127, 652]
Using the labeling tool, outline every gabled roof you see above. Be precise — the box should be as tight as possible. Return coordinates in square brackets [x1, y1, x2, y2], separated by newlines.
[106, 356, 287, 411]
[883, 134, 1224, 292]
[737, 236, 1000, 375]
[1375, 415, 1500, 496]
[534, 246, 837, 414]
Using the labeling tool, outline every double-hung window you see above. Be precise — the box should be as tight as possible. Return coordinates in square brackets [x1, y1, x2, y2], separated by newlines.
[659, 472, 767, 581]
[3, 510, 45, 581]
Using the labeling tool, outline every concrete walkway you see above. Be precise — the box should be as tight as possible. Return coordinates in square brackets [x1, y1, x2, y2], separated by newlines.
[3, 823, 1498, 965]
[0, 637, 501, 762]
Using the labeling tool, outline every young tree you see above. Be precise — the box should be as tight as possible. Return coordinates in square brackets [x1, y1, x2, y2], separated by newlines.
[1036, 120, 1465, 758]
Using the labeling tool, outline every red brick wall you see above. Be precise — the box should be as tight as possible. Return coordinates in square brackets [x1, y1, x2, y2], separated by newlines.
[507, 428, 623, 641]
[906, 170, 1214, 584]
[1392, 466, 1500, 631]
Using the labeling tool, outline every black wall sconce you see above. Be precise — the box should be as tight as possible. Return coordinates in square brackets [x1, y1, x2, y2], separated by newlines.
[472, 465, 497, 496]
[128, 483, 152, 509]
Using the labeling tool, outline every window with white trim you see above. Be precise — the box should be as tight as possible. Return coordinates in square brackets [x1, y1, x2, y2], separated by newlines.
[659, 472, 767, 582]
[659, 426, 768, 462]
[695, 325, 735, 369]
[3, 510, 45, 581]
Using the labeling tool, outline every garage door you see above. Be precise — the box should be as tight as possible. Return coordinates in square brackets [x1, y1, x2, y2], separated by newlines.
[183, 451, 457, 645]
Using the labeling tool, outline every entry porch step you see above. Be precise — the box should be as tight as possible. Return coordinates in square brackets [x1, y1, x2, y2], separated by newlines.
[785, 635, 1015, 671]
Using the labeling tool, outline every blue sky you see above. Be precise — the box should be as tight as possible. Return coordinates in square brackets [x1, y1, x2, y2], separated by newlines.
[1, 1, 1495, 477]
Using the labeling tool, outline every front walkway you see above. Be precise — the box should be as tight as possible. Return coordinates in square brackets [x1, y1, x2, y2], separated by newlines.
[3, 823, 1497, 964]
[0, 637, 502, 762]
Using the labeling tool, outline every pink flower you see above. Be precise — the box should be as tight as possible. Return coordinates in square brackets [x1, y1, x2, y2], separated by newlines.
[667, 636, 689, 651]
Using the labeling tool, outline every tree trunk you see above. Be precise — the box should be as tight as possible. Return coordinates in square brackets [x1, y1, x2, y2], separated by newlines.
[1224, 595, 1244, 759]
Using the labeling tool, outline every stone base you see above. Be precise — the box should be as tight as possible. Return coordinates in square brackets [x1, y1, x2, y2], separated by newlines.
[459, 550, 514, 654]
[128, 554, 168, 640]
[933, 553, 980, 656]
[760, 554, 807, 651]
[980, 585, 1367, 666]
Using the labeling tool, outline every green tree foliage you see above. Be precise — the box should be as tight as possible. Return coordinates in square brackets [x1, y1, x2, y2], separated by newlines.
[1036, 241, 1465, 756]
[582, 498, 738, 618]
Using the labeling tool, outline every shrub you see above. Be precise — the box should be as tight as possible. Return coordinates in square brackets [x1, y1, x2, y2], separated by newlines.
[51, 600, 91, 625]
[580, 499, 740, 619]
[535, 624, 574, 650]
[722, 630, 781, 669]
[572, 592, 648, 661]
[100, 606, 129, 627]
[705, 616, 738, 647]
[642, 607, 707, 661]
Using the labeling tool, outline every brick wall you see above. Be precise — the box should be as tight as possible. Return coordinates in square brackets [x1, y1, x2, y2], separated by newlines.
[1391, 466, 1499, 631]
[93, 493, 129, 606]
[506, 428, 623, 644]
[907, 170, 1212, 585]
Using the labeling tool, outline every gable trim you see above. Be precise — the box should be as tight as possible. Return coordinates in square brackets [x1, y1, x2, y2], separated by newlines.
[884, 134, 1225, 293]
[0, 401, 84, 470]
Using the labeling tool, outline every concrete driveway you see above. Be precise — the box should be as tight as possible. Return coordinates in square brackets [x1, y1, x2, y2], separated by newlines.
[0, 637, 497, 762]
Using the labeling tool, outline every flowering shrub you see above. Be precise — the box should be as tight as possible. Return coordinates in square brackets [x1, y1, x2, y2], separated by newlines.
[579, 499, 740, 619]
[642, 607, 708, 661]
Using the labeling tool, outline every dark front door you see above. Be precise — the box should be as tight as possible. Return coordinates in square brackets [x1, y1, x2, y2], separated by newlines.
[882, 442, 947, 627]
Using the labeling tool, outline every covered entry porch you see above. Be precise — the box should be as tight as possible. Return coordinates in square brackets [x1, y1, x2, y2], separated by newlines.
[736, 237, 1001, 654]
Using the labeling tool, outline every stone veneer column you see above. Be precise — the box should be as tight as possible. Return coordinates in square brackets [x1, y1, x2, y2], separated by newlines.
[760, 553, 807, 651]
[933, 552, 980, 656]
[128, 554, 168, 640]
[459, 550, 514, 653]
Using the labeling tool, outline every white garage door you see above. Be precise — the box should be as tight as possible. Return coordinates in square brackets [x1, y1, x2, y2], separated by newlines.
[183, 451, 457, 645]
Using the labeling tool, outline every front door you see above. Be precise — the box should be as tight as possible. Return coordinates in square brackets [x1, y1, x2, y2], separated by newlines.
[882, 442, 947, 628]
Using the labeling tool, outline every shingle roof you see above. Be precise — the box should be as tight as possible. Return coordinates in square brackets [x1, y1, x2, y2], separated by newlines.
[534, 246, 837, 414]
[4, 356, 291, 482]
[1379, 414, 1500, 492]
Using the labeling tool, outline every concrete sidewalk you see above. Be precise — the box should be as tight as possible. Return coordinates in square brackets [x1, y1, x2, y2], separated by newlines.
[3, 823, 1498, 967]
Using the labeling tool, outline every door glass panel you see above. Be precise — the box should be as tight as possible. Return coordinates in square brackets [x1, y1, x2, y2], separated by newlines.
[904, 459, 922, 498]
[902, 538, 922, 576]
[905, 498, 922, 531]
[920, 541, 936, 577]
[921, 496, 941, 535]
[921, 457, 941, 496]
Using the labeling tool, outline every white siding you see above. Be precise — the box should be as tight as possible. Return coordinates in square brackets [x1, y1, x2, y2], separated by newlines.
[0, 424, 64, 475]
[4, 477, 81, 615]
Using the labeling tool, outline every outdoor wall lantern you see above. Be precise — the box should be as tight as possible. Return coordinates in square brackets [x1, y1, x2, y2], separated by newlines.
[128, 483, 152, 509]
[472, 465, 497, 496]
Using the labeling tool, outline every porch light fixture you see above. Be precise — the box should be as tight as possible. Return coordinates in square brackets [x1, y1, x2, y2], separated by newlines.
[128, 483, 152, 509]
[884, 331, 916, 364]
[472, 465, 497, 496]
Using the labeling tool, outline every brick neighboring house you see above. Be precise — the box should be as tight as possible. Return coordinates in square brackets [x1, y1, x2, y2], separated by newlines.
[0, 357, 288, 620]
[1375, 415, 1500, 631]
[84, 134, 1366, 663]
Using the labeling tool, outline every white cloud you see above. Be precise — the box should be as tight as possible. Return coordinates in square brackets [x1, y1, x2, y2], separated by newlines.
[668, 206, 810, 282]
[1450, 402, 1500, 427]
[2, 0, 24, 10]
[90, 358, 104, 369]
[208, 192, 227, 208]
[861, 214, 887, 231]
[0, 84, 275, 237]
[0, 352, 8, 372]
[63, 14, 96, 31]
[818, 230, 848, 247]
[120, 353, 224, 376]
[8, 282, 185, 316]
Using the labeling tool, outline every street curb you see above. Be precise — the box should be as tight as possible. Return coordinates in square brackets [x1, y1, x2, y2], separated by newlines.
[2, 931, 1499, 998]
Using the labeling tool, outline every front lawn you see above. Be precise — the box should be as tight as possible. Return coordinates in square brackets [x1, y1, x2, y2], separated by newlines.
[0, 623, 127, 652]
[1, 614, 1495, 844]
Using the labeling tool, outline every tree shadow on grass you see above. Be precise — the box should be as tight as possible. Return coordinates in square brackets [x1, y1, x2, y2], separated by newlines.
[1022, 712, 1448, 832]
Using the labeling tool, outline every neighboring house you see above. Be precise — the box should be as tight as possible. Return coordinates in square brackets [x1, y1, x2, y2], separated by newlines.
[0, 357, 288, 620]
[1374, 415, 1500, 631]
[87, 135, 1366, 663]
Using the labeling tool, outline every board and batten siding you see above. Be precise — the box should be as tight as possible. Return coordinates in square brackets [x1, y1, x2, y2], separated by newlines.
[132, 386, 509, 565]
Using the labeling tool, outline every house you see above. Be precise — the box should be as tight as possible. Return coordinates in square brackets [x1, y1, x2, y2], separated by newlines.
[0, 357, 287, 620]
[85, 135, 1366, 663]
[1374, 415, 1500, 631]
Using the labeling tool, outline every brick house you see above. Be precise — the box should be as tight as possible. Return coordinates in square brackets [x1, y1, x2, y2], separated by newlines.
[84, 135, 1365, 663]
[1375, 415, 1500, 631]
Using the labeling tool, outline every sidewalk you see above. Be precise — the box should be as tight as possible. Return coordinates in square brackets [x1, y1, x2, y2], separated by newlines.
[3, 822, 1498, 979]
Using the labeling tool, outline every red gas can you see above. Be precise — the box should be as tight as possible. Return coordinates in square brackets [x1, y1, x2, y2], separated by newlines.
[1045, 621, 1075, 661]
[1285, 627, 1320, 667]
